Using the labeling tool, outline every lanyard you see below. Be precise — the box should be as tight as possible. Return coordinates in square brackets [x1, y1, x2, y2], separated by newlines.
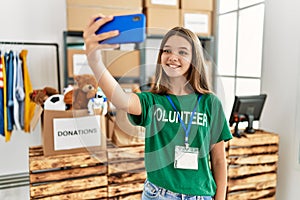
[166, 94, 202, 148]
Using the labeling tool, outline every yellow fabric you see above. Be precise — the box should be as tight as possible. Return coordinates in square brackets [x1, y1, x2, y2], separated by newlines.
[20, 50, 35, 133]
[1, 55, 11, 141]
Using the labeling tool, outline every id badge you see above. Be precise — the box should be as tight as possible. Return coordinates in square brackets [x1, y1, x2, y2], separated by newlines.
[174, 146, 199, 170]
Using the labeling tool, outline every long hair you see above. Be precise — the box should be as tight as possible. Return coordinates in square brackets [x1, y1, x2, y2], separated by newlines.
[149, 27, 212, 95]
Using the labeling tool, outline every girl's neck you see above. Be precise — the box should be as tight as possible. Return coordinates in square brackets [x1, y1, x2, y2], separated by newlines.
[168, 77, 193, 95]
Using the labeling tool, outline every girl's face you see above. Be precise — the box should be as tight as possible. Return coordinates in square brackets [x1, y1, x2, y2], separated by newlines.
[161, 35, 192, 78]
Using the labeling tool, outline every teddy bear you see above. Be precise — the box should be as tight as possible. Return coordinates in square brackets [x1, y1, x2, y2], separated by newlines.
[30, 86, 59, 106]
[64, 74, 98, 110]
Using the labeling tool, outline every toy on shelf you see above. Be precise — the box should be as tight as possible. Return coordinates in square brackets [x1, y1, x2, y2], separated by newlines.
[64, 74, 98, 110]
[88, 87, 108, 115]
[30, 87, 59, 107]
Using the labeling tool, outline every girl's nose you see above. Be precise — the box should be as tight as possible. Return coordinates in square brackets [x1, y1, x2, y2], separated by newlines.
[168, 53, 179, 62]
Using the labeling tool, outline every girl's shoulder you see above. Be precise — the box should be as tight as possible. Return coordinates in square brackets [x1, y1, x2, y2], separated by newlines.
[136, 91, 162, 102]
[201, 92, 216, 100]
[201, 93, 223, 105]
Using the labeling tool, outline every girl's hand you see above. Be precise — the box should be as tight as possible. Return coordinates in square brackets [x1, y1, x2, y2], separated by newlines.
[82, 14, 141, 115]
[83, 14, 119, 68]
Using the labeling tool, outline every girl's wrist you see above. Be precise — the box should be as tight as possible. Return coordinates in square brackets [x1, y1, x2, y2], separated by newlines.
[87, 52, 105, 69]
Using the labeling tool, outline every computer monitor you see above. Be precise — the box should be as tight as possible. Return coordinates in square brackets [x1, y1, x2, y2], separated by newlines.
[229, 94, 267, 137]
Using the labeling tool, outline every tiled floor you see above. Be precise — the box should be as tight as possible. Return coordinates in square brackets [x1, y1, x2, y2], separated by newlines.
[0, 186, 29, 200]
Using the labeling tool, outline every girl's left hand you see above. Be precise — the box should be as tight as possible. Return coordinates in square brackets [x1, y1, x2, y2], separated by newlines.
[83, 14, 119, 68]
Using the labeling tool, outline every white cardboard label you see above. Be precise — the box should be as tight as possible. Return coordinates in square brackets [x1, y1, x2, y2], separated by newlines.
[151, 0, 177, 6]
[73, 54, 94, 75]
[184, 13, 209, 34]
[53, 115, 101, 151]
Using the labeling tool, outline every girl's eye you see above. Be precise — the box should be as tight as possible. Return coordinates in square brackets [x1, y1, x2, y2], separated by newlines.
[179, 50, 188, 56]
[162, 49, 171, 53]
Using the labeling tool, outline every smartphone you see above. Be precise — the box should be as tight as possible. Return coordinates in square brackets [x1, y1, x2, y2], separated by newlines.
[95, 13, 146, 44]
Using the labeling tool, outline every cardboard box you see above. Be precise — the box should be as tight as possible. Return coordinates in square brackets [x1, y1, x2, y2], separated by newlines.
[145, 7, 180, 35]
[106, 114, 115, 140]
[42, 109, 106, 156]
[106, 82, 140, 140]
[67, 49, 97, 77]
[180, 0, 214, 11]
[144, 0, 179, 8]
[67, 7, 142, 31]
[66, 0, 142, 31]
[181, 10, 212, 37]
[67, 49, 139, 79]
[67, 0, 142, 8]
[103, 50, 140, 78]
[106, 110, 145, 147]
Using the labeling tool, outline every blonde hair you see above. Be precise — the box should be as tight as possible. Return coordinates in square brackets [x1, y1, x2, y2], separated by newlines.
[150, 27, 212, 95]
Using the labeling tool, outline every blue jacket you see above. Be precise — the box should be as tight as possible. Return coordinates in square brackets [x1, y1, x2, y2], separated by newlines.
[5, 51, 14, 131]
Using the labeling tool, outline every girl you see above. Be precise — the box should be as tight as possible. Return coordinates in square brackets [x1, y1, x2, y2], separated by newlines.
[83, 14, 232, 200]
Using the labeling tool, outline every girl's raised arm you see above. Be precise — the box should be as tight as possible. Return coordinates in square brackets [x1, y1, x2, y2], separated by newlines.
[83, 14, 141, 115]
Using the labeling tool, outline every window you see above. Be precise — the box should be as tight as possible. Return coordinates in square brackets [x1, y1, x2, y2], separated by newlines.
[215, 0, 265, 119]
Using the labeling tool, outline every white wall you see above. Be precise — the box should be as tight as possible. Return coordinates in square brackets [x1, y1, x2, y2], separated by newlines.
[0, 0, 66, 175]
[261, 0, 300, 199]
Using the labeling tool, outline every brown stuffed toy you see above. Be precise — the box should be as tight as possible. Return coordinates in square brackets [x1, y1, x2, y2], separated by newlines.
[63, 88, 73, 110]
[64, 74, 98, 110]
[30, 87, 59, 106]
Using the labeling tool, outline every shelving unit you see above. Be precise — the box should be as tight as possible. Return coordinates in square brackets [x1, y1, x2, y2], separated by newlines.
[63, 31, 84, 87]
[63, 31, 214, 90]
[63, 31, 146, 88]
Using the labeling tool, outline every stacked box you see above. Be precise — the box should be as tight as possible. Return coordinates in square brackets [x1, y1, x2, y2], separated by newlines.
[144, 0, 179, 8]
[180, 0, 213, 11]
[226, 130, 279, 200]
[180, 10, 212, 37]
[29, 146, 108, 199]
[144, 8, 180, 35]
[66, 49, 141, 79]
[143, 0, 180, 35]
[180, 0, 214, 37]
[102, 50, 140, 78]
[107, 144, 146, 199]
[66, 0, 142, 31]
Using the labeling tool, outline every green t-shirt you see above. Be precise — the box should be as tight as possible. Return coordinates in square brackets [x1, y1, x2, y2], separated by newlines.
[128, 92, 232, 196]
